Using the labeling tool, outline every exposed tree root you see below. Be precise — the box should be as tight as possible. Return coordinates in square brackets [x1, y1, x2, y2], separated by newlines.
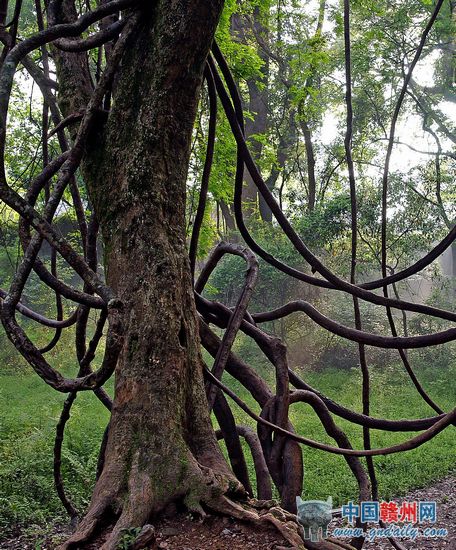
[57, 459, 361, 550]
[57, 452, 311, 550]
[207, 493, 305, 547]
[129, 525, 157, 550]
[57, 498, 111, 550]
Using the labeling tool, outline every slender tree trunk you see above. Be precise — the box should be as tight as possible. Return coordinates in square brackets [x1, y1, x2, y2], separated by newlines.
[232, 7, 269, 218]
[219, 198, 237, 234]
[0, 0, 8, 26]
[300, 119, 317, 212]
[246, 73, 269, 217]
[59, 3, 253, 548]
[451, 241, 456, 297]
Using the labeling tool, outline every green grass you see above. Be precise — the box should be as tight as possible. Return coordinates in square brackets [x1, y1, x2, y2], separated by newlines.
[0, 327, 113, 535]
[0, 330, 454, 537]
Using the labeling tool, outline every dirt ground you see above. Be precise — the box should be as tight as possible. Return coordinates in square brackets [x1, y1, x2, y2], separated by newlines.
[0, 514, 291, 550]
[0, 476, 454, 549]
[360, 476, 455, 550]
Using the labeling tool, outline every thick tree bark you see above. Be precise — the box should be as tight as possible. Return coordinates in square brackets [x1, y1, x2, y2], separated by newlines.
[58, 3, 255, 548]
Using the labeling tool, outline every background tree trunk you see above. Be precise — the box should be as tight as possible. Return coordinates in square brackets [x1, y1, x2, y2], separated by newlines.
[231, 8, 270, 218]
[451, 241, 456, 296]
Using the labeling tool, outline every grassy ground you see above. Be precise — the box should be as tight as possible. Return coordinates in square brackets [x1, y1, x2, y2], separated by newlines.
[0, 329, 455, 538]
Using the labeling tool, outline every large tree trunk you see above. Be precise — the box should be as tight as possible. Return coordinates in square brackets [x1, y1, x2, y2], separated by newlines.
[59, 3, 255, 548]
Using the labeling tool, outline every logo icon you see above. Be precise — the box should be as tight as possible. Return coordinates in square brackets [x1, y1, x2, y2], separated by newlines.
[296, 496, 333, 542]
